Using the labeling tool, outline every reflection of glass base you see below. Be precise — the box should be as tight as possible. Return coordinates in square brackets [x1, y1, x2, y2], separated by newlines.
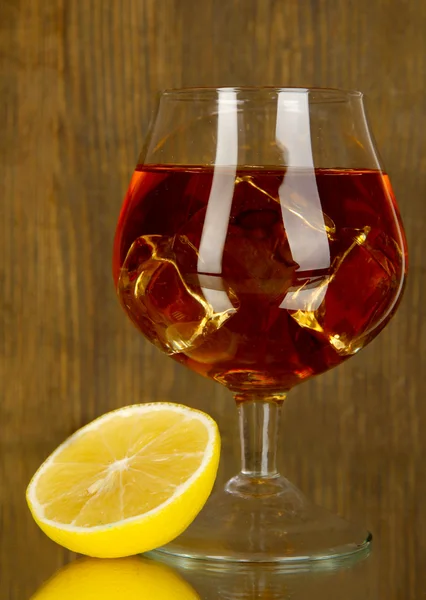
[151, 545, 373, 600]
[154, 474, 372, 563]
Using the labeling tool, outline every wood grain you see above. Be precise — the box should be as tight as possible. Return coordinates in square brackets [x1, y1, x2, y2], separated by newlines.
[1, 1, 425, 598]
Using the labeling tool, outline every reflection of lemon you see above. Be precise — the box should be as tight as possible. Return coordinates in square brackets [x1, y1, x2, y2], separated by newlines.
[167, 321, 237, 364]
[166, 321, 202, 352]
[186, 327, 237, 364]
[31, 557, 199, 600]
[26, 404, 220, 558]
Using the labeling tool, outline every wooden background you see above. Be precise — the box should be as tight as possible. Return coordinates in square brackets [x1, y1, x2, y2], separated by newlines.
[1, 1, 425, 598]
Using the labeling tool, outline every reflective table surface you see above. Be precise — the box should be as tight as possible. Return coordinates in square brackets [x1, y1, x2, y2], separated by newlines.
[1, 437, 423, 600]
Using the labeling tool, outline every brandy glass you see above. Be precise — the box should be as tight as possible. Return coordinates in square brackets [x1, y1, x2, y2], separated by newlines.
[113, 87, 407, 563]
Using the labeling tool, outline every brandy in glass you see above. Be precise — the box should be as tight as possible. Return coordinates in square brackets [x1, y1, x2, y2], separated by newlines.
[113, 87, 407, 563]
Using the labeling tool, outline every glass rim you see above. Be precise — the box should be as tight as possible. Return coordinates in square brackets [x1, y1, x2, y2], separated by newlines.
[161, 86, 363, 98]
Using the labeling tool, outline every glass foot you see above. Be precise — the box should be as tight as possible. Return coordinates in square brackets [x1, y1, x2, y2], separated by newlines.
[154, 474, 372, 563]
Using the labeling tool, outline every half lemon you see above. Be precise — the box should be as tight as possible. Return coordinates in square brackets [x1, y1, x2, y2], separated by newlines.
[26, 403, 220, 558]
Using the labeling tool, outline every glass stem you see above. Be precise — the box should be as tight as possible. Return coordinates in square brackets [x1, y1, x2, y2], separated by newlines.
[235, 395, 285, 479]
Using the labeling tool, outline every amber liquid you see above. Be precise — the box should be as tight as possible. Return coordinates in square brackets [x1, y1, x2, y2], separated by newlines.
[113, 166, 407, 395]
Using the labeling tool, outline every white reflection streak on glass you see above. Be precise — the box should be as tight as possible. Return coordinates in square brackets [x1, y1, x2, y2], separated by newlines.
[276, 91, 330, 311]
[197, 89, 238, 312]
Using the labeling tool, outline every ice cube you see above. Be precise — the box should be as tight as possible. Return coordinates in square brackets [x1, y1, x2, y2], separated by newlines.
[286, 226, 404, 356]
[118, 234, 238, 356]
